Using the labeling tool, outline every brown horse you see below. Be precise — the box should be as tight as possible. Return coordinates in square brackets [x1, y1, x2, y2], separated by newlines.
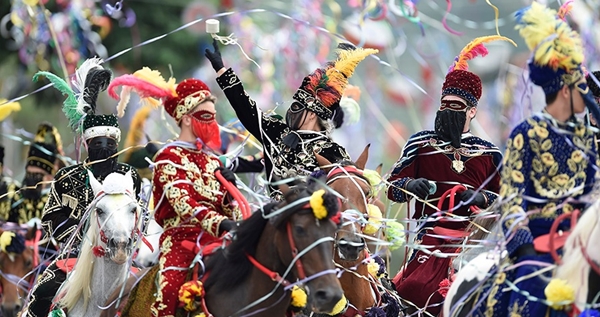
[0, 224, 39, 317]
[314, 145, 392, 314]
[102, 181, 343, 317]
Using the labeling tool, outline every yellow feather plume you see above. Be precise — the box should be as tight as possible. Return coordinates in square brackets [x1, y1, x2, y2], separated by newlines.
[123, 104, 153, 163]
[326, 48, 378, 94]
[0, 99, 21, 122]
[453, 35, 517, 71]
[515, 2, 583, 72]
[134, 67, 177, 97]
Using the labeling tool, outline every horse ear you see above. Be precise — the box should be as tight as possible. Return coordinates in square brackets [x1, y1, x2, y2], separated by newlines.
[87, 170, 103, 195]
[375, 163, 383, 176]
[354, 144, 370, 170]
[314, 152, 333, 173]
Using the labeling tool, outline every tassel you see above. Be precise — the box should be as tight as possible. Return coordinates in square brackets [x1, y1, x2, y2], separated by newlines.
[92, 246, 106, 257]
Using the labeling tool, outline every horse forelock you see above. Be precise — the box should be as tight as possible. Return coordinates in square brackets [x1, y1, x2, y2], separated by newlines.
[99, 172, 135, 196]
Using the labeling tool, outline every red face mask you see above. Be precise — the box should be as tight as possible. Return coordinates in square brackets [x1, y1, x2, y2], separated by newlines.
[190, 110, 222, 150]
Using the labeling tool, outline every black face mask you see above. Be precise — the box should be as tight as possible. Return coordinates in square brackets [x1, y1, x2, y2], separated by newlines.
[22, 172, 44, 199]
[434, 109, 467, 149]
[87, 137, 118, 178]
[285, 102, 308, 130]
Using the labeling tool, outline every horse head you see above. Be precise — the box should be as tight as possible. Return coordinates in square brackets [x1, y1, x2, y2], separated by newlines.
[87, 170, 139, 265]
[314, 144, 382, 261]
[0, 225, 38, 317]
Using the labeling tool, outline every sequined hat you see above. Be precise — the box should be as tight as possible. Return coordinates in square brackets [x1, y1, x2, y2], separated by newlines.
[442, 35, 516, 108]
[292, 46, 378, 120]
[164, 79, 214, 122]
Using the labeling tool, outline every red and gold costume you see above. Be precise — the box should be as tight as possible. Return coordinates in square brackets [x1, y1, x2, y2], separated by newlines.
[108, 75, 242, 317]
[386, 37, 509, 315]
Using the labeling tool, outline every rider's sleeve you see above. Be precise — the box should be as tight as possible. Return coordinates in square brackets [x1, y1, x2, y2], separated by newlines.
[481, 145, 503, 208]
[386, 131, 429, 203]
[216, 68, 287, 142]
[231, 155, 264, 174]
[499, 122, 534, 257]
[41, 168, 79, 243]
[153, 149, 229, 237]
[319, 142, 351, 164]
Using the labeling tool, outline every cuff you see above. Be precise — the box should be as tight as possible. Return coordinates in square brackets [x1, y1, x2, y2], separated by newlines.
[482, 191, 498, 207]
[388, 177, 412, 203]
[200, 211, 230, 238]
[505, 228, 533, 257]
[216, 68, 240, 90]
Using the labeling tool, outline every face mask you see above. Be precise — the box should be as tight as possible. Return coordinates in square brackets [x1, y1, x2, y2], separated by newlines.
[285, 102, 307, 130]
[87, 137, 118, 178]
[22, 172, 44, 199]
[190, 110, 222, 150]
[434, 105, 468, 149]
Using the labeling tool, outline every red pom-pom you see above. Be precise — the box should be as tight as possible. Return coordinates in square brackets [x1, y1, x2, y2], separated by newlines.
[438, 278, 453, 298]
[330, 211, 342, 225]
[92, 246, 106, 257]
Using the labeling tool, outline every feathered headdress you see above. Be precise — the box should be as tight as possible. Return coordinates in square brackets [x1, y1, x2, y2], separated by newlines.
[333, 85, 362, 128]
[515, 2, 584, 94]
[122, 104, 153, 164]
[442, 35, 516, 107]
[108, 67, 177, 118]
[293, 46, 378, 120]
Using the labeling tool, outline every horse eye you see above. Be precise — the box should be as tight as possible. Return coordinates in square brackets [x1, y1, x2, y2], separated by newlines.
[294, 225, 306, 236]
[24, 259, 32, 268]
[96, 208, 105, 215]
[130, 208, 136, 214]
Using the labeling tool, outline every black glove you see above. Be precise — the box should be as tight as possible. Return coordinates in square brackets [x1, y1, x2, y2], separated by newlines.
[514, 243, 537, 259]
[218, 219, 238, 235]
[215, 167, 236, 184]
[204, 39, 225, 72]
[458, 189, 487, 208]
[406, 178, 431, 199]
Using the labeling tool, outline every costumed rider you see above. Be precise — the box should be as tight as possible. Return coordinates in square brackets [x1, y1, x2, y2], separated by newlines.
[7, 122, 63, 225]
[585, 70, 600, 150]
[386, 36, 510, 315]
[0, 99, 22, 222]
[107, 68, 241, 317]
[205, 40, 377, 199]
[486, 3, 600, 316]
[21, 58, 141, 317]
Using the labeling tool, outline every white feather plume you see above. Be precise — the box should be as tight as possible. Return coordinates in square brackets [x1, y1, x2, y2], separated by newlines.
[71, 57, 104, 114]
[339, 96, 361, 125]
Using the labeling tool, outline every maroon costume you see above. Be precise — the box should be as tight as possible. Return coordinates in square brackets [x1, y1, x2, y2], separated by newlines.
[150, 79, 240, 317]
[387, 69, 502, 315]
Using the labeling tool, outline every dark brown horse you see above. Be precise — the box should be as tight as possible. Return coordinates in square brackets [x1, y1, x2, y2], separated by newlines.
[0, 224, 39, 317]
[315, 145, 390, 314]
[102, 181, 343, 317]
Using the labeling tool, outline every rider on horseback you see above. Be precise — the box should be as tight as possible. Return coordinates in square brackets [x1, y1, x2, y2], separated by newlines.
[493, 3, 600, 316]
[205, 41, 376, 200]
[5, 123, 63, 225]
[21, 58, 142, 317]
[115, 74, 241, 317]
[386, 36, 510, 315]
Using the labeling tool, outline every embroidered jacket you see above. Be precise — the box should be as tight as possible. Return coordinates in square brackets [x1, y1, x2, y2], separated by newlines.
[7, 189, 50, 224]
[387, 131, 502, 229]
[152, 143, 240, 239]
[500, 112, 599, 256]
[0, 178, 18, 221]
[41, 163, 141, 245]
[216, 68, 350, 197]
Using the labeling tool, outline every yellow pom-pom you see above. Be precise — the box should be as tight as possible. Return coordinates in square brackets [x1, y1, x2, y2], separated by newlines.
[544, 278, 575, 309]
[290, 285, 308, 308]
[367, 259, 380, 278]
[0, 231, 15, 253]
[362, 169, 382, 194]
[310, 189, 328, 220]
[363, 204, 382, 235]
[178, 280, 204, 312]
[328, 295, 348, 315]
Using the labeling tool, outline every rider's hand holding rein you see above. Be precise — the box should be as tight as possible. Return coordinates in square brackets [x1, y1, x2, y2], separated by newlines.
[406, 178, 432, 199]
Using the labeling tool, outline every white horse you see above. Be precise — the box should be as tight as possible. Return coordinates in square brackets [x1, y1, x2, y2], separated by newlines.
[55, 171, 141, 317]
[443, 200, 600, 316]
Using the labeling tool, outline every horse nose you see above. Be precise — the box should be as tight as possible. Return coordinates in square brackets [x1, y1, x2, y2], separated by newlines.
[2, 303, 21, 317]
[313, 287, 343, 313]
[108, 237, 132, 249]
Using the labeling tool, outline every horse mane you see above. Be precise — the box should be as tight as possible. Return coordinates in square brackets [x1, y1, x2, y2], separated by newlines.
[204, 202, 279, 292]
[59, 216, 97, 310]
[554, 201, 600, 293]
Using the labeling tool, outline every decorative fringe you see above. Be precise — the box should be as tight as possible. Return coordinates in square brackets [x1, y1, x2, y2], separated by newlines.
[451, 35, 517, 72]
[33, 72, 81, 131]
[0, 99, 21, 122]
[515, 2, 583, 71]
